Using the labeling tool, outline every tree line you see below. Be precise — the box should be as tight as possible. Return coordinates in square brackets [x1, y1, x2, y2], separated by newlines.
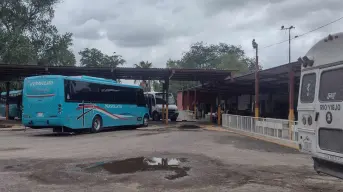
[0, 0, 261, 93]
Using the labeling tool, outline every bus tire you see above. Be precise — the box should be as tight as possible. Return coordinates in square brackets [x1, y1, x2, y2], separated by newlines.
[171, 117, 177, 122]
[91, 115, 102, 133]
[142, 115, 149, 127]
[8, 116, 15, 120]
[152, 112, 160, 121]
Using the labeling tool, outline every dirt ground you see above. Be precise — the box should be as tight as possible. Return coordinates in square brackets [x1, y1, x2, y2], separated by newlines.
[0, 126, 343, 192]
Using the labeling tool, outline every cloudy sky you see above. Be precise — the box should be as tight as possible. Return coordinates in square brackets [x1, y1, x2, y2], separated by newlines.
[52, 0, 343, 82]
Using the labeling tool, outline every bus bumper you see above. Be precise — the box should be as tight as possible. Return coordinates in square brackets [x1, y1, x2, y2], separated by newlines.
[22, 117, 63, 128]
[313, 157, 343, 179]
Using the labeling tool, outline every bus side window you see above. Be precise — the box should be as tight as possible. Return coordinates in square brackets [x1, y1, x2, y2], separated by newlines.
[136, 89, 146, 107]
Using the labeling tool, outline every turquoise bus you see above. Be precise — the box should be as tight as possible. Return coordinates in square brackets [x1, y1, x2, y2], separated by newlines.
[22, 75, 149, 133]
[0, 90, 22, 120]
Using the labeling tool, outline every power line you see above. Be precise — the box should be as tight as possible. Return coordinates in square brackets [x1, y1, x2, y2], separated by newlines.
[261, 15, 343, 50]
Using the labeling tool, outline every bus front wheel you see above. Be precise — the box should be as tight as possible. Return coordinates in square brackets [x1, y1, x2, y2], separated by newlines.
[91, 115, 102, 133]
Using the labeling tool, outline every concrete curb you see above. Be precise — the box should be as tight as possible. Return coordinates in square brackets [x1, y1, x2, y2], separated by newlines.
[202, 125, 299, 150]
[137, 125, 175, 130]
[0, 127, 26, 131]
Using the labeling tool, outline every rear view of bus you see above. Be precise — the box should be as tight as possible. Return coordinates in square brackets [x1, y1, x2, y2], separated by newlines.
[22, 76, 63, 128]
[0, 90, 22, 119]
[297, 32, 343, 179]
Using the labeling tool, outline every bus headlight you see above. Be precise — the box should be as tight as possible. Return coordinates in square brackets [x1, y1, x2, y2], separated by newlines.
[302, 116, 307, 125]
[308, 116, 313, 125]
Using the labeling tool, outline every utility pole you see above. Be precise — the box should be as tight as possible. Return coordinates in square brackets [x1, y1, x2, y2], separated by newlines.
[281, 25, 295, 64]
[281, 25, 295, 140]
[252, 39, 259, 118]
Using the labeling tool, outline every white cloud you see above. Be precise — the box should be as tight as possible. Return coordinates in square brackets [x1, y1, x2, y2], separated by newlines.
[52, 0, 343, 84]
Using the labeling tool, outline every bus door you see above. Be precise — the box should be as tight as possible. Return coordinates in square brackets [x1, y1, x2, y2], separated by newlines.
[66, 80, 95, 129]
[316, 66, 343, 157]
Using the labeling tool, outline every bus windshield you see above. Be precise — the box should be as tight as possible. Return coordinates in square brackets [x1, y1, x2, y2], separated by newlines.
[319, 68, 343, 102]
[155, 93, 175, 105]
[300, 73, 316, 103]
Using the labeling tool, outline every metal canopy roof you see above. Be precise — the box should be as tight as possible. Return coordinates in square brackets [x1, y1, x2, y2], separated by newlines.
[0, 64, 233, 82]
[182, 61, 301, 94]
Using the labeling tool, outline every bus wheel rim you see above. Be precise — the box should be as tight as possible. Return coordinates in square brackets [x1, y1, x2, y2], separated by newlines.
[94, 120, 100, 130]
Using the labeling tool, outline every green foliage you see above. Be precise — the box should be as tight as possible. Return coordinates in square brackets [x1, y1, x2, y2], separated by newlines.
[176, 41, 259, 71]
[166, 42, 262, 95]
[0, 31, 36, 64]
[133, 61, 154, 91]
[0, 0, 76, 66]
[134, 60, 152, 69]
[152, 81, 162, 92]
[79, 48, 125, 68]
[38, 32, 76, 66]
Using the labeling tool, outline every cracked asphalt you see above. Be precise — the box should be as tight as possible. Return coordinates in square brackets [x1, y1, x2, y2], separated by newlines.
[0, 124, 343, 192]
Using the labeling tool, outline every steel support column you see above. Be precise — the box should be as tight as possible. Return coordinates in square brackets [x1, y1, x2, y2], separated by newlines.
[254, 47, 259, 118]
[217, 94, 221, 126]
[210, 104, 213, 123]
[288, 68, 295, 140]
[194, 89, 197, 119]
[5, 82, 10, 120]
[165, 79, 169, 125]
[252, 39, 259, 118]
[187, 90, 190, 110]
[162, 87, 165, 121]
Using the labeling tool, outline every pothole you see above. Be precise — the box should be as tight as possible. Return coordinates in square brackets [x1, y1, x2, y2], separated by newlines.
[178, 124, 201, 129]
[83, 157, 190, 180]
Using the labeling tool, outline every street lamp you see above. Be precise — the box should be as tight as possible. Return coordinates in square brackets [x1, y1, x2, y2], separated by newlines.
[252, 39, 259, 118]
[281, 25, 295, 64]
[281, 25, 295, 139]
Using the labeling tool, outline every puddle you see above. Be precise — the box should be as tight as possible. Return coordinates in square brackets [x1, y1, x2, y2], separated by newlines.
[178, 124, 201, 129]
[84, 157, 190, 180]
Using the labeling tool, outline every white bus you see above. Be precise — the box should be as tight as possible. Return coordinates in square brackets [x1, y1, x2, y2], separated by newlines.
[144, 92, 179, 121]
[297, 32, 343, 179]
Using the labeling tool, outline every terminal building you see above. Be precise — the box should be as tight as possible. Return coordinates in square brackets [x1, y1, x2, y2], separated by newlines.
[177, 61, 300, 121]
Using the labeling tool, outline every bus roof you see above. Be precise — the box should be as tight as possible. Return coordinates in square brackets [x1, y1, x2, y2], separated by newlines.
[0, 90, 22, 96]
[24, 75, 141, 89]
[304, 32, 343, 69]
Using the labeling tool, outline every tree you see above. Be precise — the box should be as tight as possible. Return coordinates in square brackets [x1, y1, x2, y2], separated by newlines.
[79, 48, 125, 68]
[166, 42, 262, 95]
[133, 61, 153, 92]
[38, 32, 76, 66]
[134, 60, 152, 69]
[178, 41, 260, 70]
[152, 81, 162, 92]
[0, 0, 76, 66]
